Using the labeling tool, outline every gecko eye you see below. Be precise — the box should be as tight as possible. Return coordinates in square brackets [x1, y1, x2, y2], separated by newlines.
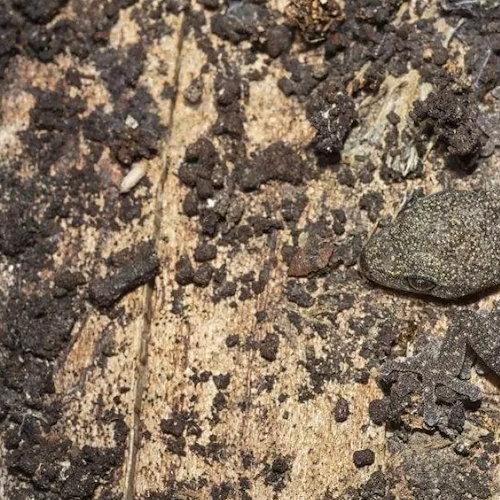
[406, 276, 436, 293]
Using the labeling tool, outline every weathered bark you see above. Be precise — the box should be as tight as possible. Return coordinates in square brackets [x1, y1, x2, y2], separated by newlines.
[1, 1, 500, 500]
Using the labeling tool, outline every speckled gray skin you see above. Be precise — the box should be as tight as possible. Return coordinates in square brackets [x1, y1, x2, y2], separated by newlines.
[360, 190, 500, 299]
[360, 190, 500, 428]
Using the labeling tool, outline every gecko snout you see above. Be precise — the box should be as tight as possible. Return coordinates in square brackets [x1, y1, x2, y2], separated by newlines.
[357, 247, 372, 281]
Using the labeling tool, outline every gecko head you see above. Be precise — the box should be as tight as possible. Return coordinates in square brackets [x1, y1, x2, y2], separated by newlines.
[359, 226, 443, 297]
[359, 191, 499, 300]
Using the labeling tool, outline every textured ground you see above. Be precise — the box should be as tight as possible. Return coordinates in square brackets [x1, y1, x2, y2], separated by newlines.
[1, 0, 500, 499]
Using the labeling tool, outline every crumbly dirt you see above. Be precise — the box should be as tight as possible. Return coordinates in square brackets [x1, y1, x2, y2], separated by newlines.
[2, 0, 500, 499]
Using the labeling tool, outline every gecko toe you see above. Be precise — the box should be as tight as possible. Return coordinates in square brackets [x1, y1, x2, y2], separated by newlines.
[435, 372, 482, 402]
[468, 385, 482, 402]
[380, 347, 482, 429]
[423, 407, 440, 427]
[380, 356, 426, 379]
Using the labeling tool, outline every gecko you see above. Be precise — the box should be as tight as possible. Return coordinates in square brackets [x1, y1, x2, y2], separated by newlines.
[359, 189, 500, 427]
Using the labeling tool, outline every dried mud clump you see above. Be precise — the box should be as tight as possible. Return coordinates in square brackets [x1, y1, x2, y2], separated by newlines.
[411, 85, 487, 165]
[5, 412, 127, 500]
[286, 0, 343, 43]
[306, 88, 357, 155]
[236, 142, 306, 191]
[0, 1, 161, 497]
[353, 448, 375, 468]
[89, 241, 160, 310]
[211, 1, 271, 45]
[0, 0, 142, 80]
[212, 73, 246, 138]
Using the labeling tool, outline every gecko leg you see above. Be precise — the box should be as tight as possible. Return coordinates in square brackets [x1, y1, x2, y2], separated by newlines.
[381, 327, 481, 427]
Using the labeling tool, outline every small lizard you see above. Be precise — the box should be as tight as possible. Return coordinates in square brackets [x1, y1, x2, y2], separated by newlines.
[359, 190, 500, 427]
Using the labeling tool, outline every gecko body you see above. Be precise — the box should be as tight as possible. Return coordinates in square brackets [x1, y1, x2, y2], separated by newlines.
[360, 190, 500, 427]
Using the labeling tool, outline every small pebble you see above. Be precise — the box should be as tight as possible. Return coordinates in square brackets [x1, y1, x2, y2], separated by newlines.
[271, 458, 289, 474]
[354, 369, 370, 384]
[353, 449, 375, 468]
[334, 397, 350, 423]
[193, 263, 213, 288]
[184, 77, 204, 105]
[368, 398, 389, 426]
[225, 334, 240, 347]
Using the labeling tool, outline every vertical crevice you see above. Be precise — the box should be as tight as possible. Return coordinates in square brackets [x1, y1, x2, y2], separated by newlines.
[123, 12, 186, 500]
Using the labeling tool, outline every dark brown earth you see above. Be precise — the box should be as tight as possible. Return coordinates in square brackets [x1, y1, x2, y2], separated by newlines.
[2, 0, 500, 499]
